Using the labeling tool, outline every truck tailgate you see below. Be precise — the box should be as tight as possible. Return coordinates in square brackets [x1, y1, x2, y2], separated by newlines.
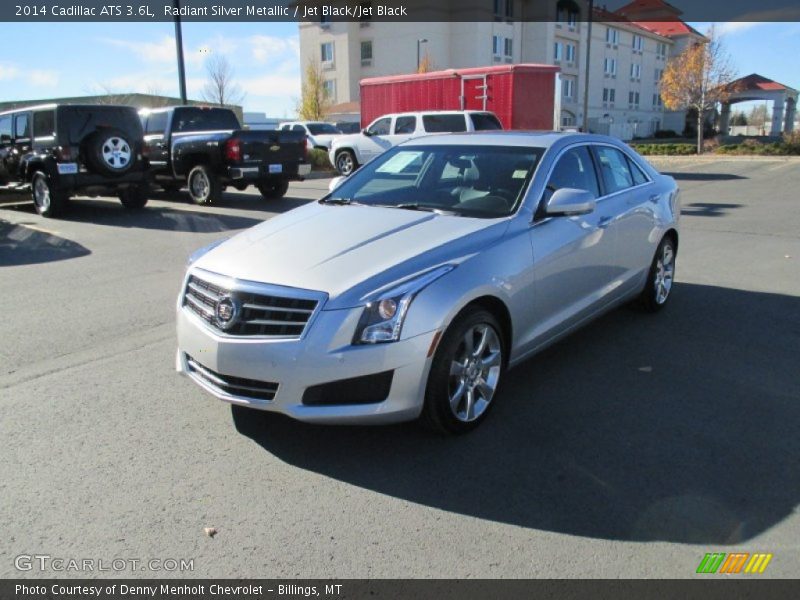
[235, 130, 306, 165]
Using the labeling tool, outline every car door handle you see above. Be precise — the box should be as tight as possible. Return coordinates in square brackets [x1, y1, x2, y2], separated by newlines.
[598, 216, 613, 229]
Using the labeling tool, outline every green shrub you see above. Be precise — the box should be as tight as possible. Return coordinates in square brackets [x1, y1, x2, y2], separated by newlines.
[630, 143, 697, 156]
[308, 148, 334, 170]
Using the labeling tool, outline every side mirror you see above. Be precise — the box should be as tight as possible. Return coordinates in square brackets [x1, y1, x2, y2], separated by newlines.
[544, 188, 596, 217]
[362, 128, 373, 137]
[0, 134, 11, 144]
[328, 175, 346, 192]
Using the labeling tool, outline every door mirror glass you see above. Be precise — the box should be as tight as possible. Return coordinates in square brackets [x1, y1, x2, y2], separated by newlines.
[361, 128, 372, 137]
[544, 188, 596, 216]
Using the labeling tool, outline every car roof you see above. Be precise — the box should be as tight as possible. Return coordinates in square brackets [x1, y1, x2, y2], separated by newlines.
[1, 103, 137, 116]
[400, 131, 627, 149]
[376, 110, 496, 119]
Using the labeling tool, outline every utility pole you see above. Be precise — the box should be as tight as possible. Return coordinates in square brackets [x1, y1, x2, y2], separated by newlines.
[173, 0, 188, 104]
[582, 0, 594, 132]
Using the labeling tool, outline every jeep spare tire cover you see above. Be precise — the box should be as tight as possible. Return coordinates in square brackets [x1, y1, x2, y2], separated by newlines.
[85, 128, 136, 176]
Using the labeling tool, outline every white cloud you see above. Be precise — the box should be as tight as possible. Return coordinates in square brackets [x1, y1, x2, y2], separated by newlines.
[249, 34, 300, 63]
[0, 63, 19, 80]
[240, 72, 301, 99]
[27, 70, 59, 87]
[100, 35, 179, 66]
[716, 22, 763, 36]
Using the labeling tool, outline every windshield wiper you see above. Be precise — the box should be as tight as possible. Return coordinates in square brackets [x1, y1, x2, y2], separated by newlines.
[383, 203, 458, 216]
[320, 197, 358, 205]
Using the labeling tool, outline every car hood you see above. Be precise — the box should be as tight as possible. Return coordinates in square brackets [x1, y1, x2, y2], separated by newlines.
[193, 202, 508, 309]
[331, 133, 363, 148]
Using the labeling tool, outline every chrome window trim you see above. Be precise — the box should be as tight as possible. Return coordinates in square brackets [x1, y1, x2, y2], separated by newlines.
[183, 267, 328, 342]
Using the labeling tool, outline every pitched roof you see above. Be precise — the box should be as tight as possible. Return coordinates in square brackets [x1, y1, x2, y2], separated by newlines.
[632, 20, 703, 38]
[727, 73, 797, 93]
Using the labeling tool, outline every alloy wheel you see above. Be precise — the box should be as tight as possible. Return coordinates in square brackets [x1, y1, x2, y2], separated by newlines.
[448, 324, 502, 422]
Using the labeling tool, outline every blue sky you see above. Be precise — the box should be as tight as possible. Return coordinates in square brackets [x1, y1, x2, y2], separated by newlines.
[1, 21, 798, 118]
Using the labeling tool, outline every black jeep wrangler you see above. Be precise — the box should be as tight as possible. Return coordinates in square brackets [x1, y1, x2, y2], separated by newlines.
[0, 104, 150, 217]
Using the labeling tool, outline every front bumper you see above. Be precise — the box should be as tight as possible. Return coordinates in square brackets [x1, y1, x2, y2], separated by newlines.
[176, 301, 436, 424]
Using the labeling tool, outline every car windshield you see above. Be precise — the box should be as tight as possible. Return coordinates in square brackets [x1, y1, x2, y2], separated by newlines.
[307, 123, 340, 135]
[326, 144, 544, 218]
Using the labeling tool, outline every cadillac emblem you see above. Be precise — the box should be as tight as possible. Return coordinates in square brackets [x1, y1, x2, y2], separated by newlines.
[215, 295, 239, 330]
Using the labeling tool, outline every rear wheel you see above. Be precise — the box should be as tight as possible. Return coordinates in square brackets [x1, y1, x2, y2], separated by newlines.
[31, 172, 68, 218]
[335, 150, 357, 176]
[257, 180, 289, 199]
[638, 236, 677, 312]
[187, 164, 221, 205]
[118, 184, 149, 210]
[421, 307, 505, 434]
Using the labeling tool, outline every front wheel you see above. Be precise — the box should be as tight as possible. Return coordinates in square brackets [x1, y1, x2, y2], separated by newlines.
[187, 165, 222, 205]
[118, 184, 149, 210]
[257, 180, 289, 199]
[421, 308, 505, 434]
[31, 171, 68, 217]
[638, 236, 677, 312]
[335, 150, 357, 176]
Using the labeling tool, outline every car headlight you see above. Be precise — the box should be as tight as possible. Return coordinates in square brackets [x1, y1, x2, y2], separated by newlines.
[187, 237, 229, 267]
[353, 265, 455, 345]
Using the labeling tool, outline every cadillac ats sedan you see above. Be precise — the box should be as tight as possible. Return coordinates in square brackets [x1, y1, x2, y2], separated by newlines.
[176, 133, 679, 434]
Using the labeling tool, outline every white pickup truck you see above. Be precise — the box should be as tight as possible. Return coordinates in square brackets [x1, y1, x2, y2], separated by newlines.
[328, 110, 502, 175]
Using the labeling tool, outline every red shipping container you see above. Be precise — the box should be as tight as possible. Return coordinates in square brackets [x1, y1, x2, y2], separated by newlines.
[359, 64, 560, 130]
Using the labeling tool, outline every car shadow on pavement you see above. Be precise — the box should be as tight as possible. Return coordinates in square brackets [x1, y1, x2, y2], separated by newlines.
[2, 201, 263, 233]
[0, 219, 91, 266]
[663, 172, 748, 181]
[232, 282, 800, 545]
[148, 189, 313, 214]
[681, 202, 744, 217]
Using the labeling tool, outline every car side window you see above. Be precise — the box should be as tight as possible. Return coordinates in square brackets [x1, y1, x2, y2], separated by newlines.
[292, 124, 305, 132]
[545, 146, 600, 199]
[145, 112, 167, 135]
[595, 146, 634, 194]
[394, 116, 416, 135]
[14, 114, 30, 139]
[0, 116, 12, 144]
[33, 111, 55, 138]
[367, 117, 391, 136]
[422, 114, 468, 133]
[626, 156, 649, 186]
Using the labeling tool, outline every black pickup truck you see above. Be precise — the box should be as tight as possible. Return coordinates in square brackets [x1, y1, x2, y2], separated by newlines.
[139, 106, 309, 204]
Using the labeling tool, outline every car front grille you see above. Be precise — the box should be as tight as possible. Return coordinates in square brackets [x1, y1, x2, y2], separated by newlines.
[186, 355, 278, 402]
[183, 273, 319, 338]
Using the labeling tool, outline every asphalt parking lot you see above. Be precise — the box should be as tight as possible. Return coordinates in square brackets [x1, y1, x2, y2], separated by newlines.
[1, 157, 798, 578]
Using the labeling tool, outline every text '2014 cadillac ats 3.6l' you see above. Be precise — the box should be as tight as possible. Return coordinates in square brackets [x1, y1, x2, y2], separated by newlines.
[176, 132, 680, 434]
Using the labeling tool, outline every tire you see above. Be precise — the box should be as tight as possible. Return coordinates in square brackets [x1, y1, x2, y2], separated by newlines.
[118, 184, 149, 210]
[638, 235, 677, 312]
[257, 180, 289, 199]
[31, 171, 68, 218]
[335, 150, 357, 176]
[187, 164, 222, 205]
[421, 307, 505, 435]
[84, 128, 136, 177]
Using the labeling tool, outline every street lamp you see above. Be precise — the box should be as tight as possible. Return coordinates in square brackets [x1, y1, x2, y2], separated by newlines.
[417, 39, 428, 72]
[173, 0, 188, 104]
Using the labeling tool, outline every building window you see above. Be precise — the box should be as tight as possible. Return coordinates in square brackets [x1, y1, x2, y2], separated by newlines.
[505, 0, 513, 19]
[628, 91, 640, 107]
[320, 15, 330, 28]
[602, 87, 616, 103]
[323, 79, 336, 101]
[654, 68, 663, 82]
[632, 34, 643, 51]
[556, 1, 579, 26]
[653, 94, 663, 107]
[656, 42, 667, 58]
[360, 40, 373, 66]
[493, 0, 502, 20]
[359, 1, 372, 25]
[630, 63, 641, 79]
[492, 35, 502, 58]
[504, 38, 513, 59]
[554, 41, 563, 61]
[320, 42, 334, 65]
[565, 43, 576, 63]
[606, 27, 619, 45]
[604, 58, 617, 76]
[562, 77, 575, 100]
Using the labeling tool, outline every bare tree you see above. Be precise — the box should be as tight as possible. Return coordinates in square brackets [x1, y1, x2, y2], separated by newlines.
[297, 59, 332, 121]
[202, 54, 246, 107]
[660, 27, 738, 153]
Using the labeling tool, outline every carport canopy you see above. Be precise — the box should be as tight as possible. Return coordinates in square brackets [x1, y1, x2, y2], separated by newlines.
[718, 74, 797, 136]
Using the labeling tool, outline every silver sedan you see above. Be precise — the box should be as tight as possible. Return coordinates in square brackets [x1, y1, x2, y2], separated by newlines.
[176, 133, 679, 434]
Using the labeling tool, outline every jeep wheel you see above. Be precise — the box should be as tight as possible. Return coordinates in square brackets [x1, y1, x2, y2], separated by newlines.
[85, 128, 136, 177]
[187, 165, 222, 205]
[118, 185, 149, 210]
[31, 172, 68, 218]
[257, 180, 289, 199]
